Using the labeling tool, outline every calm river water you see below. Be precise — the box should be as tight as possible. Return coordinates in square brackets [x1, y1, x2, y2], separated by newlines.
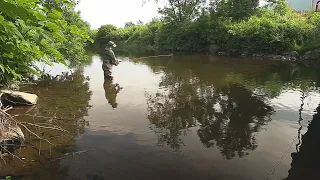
[1, 52, 320, 180]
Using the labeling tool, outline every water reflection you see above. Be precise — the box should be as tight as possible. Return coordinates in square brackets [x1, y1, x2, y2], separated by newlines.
[147, 75, 274, 159]
[100, 51, 123, 108]
[4, 51, 320, 179]
[0, 70, 92, 177]
[103, 80, 122, 109]
[144, 56, 320, 159]
[197, 84, 274, 159]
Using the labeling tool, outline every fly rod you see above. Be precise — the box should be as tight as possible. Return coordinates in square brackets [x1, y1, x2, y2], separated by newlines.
[130, 54, 173, 60]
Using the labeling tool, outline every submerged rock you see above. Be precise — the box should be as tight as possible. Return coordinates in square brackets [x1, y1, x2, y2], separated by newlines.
[1, 90, 38, 106]
[0, 123, 24, 143]
[0, 111, 25, 154]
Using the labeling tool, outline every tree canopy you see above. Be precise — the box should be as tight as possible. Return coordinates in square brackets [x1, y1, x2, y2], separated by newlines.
[93, 0, 320, 54]
[0, 0, 93, 84]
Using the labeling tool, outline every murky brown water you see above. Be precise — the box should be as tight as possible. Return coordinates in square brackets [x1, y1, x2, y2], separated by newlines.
[1, 52, 320, 180]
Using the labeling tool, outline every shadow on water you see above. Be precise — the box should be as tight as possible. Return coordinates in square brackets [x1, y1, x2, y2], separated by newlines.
[284, 104, 320, 180]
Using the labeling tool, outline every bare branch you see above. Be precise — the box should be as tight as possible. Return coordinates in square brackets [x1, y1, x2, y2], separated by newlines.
[50, 149, 95, 162]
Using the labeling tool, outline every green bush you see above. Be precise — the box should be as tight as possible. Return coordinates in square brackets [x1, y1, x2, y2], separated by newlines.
[0, 0, 92, 84]
[227, 6, 314, 53]
[94, 0, 320, 55]
[154, 16, 212, 51]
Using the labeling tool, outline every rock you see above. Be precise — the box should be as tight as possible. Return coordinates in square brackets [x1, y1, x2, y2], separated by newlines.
[0, 123, 24, 142]
[274, 55, 282, 60]
[290, 57, 297, 61]
[289, 51, 299, 58]
[303, 50, 320, 61]
[218, 52, 227, 56]
[252, 54, 262, 58]
[228, 49, 241, 56]
[1, 90, 38, 106]
[0, 122, 25, 154]
[209, 44, 221, 55]
[267, 55, 275, 59]
[303, 51, 312, 60]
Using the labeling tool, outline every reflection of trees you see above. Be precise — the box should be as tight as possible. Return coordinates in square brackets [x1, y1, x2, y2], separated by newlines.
[197, 85, 273, 159]
[147, 69, 274, 158]
[285, 105, 320, 180]
[0, 70, 92, 177]
[147, 72, 201, 150]
[25, 70, 92, 142]
[142, 55, 320, 159]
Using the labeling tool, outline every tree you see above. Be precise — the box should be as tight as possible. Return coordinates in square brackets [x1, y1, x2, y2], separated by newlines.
[136, 20, 144, 26]
[210, 0, 260, 21]
[124, 21, 136, 28]
[0, 0, 92, 84]
[96, 24, 117, 46]
[145, 0, 206, 22]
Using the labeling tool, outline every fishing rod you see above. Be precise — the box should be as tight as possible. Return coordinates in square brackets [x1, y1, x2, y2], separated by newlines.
[130, 54, 173, 60]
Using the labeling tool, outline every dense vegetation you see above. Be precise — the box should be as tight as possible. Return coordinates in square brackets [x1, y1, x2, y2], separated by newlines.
[95, 0, 320, 54]
[2, 0, 320, 84]
[0, 0, 93, 84]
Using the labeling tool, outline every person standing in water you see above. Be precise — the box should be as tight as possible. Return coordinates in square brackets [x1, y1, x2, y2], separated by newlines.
[102, 41, 122, 109]
[102, 41, 119, 80]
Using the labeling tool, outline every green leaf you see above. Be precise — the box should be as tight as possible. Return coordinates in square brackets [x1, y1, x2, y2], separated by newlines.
[0, 15, 4, 22]
[46, 22, 59, 32]
[63, 0, 74, 7]
[0, 64, 4, 73]
[34, 12, 46, 21]
[53, 32, 66, 42]
[48, 13, 60, 20]
[14, 29, 25, 40]
[57, 20, 67, 27]
[53, 9, 63, 17]
[0, 1, 36, 21]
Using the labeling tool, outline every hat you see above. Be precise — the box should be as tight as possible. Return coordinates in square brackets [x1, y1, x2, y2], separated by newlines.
[107, 41, 117, 48]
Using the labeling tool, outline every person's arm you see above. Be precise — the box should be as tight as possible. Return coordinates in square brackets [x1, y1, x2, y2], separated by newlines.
[110, 50, 118, 65]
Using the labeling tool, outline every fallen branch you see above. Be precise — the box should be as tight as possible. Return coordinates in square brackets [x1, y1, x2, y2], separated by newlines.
[50, 149, 95, 162]
[20, 122, 68, 133]
[18, 122, 56, 147]
[0, 145, 24, 164]
[3, 107, 13, 112]
[0, 108, 68, 164]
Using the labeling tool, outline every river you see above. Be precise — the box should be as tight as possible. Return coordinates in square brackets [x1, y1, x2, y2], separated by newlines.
[1, 51, 320, 180]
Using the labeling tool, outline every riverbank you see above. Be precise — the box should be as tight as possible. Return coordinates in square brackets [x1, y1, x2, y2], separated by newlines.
[210, 44, 320, 64]
[95, 3, 320, 60]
